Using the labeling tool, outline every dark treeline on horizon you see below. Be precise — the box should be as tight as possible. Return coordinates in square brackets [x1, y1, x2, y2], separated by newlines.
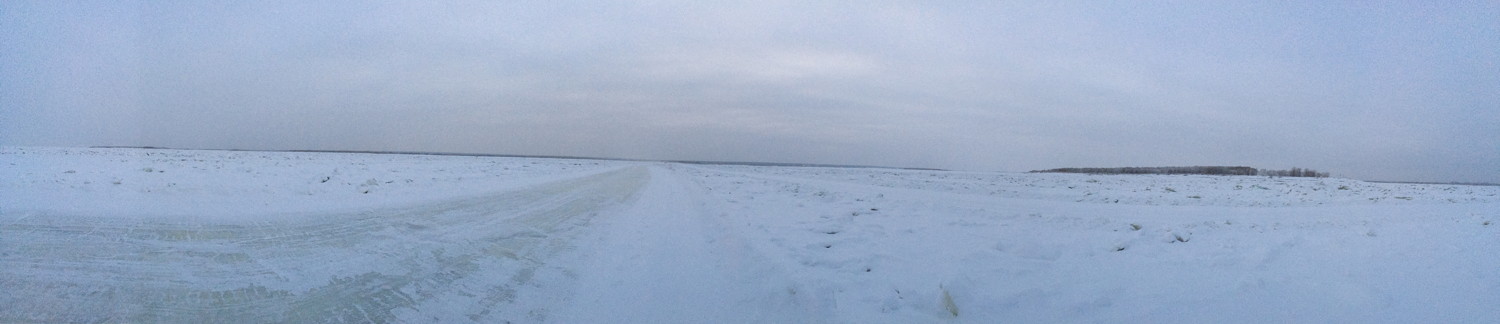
[1257, 167, 1331, 178]
[1032, 166, 1329, 178]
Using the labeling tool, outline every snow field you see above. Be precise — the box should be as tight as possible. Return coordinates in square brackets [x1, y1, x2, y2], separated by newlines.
[675, 165, 1500, 323]
[3, 147, 648, 322]
[2, 147, 1497, 323]
[0, 147, 629, 219]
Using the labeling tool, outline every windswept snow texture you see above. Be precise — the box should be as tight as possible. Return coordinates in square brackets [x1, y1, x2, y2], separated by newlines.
[3, 147, 1498, 323]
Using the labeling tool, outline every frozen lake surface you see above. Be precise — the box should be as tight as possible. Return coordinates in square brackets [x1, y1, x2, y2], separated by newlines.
[3, 147, 1497, 323]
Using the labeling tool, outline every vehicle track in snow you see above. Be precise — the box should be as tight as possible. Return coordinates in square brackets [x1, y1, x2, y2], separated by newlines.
[556, 165, 823, 323]
[0, 166, 650, 323]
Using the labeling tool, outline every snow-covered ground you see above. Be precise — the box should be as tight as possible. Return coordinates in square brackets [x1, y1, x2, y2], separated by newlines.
[3, 147, 1497, 323]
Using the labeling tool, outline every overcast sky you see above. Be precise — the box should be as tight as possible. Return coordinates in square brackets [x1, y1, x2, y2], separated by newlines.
[3, 1, 1497, 183]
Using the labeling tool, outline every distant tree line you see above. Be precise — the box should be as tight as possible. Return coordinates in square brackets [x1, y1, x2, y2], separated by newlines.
[1257, 167, 1329, 178]
[1032, 166, 1328, 178]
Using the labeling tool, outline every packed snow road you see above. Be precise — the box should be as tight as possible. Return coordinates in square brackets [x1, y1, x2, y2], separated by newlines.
[3, 147, 1498, 323]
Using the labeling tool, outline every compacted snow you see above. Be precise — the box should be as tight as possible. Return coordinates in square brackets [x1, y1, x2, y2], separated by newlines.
[2, 147, 1497, 323]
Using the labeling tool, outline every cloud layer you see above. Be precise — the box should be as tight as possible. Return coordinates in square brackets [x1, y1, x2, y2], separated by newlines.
[3, 1, 1497, 182]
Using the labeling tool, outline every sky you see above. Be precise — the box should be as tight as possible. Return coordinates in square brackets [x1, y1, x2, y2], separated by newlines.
[3, 1, 1497, 183]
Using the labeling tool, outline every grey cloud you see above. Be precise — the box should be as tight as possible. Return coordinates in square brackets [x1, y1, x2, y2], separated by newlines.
[2, 0, 1497, 183]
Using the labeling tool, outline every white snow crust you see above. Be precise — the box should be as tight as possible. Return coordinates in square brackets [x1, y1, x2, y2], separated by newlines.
[3, 147, 1497, 323]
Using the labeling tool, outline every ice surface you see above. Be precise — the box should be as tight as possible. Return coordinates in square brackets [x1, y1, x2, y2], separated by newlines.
[3, 147, 1497, 323]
